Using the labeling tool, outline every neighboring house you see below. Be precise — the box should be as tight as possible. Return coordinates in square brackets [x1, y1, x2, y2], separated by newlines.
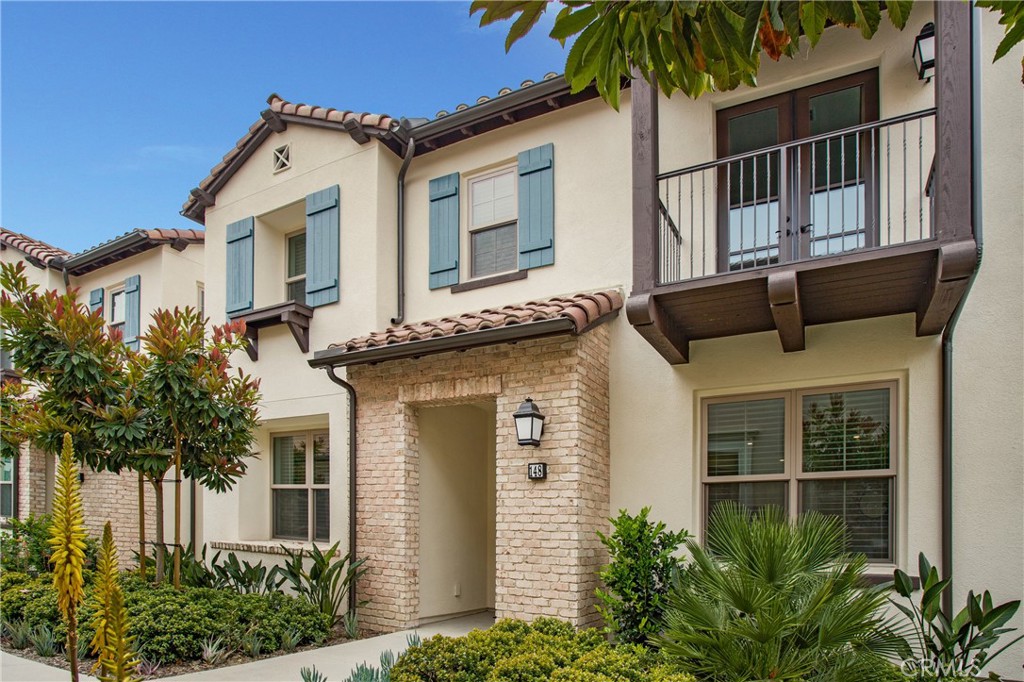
[182, 2, 1021, 673]
[0, 226, 205, 559]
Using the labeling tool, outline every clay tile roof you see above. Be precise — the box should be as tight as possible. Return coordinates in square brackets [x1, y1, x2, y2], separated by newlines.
[142, 228, 205, 244]
[328, 290, 622, 360]
[0, 227, 71, 266]
[266, 94, 396, 132]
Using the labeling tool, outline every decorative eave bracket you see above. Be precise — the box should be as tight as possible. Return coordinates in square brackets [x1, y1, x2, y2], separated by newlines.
[230, 301, 313, 361]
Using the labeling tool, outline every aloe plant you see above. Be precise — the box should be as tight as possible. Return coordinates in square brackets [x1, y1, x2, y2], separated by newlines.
[91, 521, 140, 682]
[892, 553, 1023, 680]
[49, 433, 87, 681]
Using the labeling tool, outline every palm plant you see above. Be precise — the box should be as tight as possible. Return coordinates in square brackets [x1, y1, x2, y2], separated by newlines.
[657, 502, 908, 682]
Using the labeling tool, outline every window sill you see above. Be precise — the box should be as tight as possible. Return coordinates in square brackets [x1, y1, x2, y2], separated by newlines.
[862, 572, 919, 589]
[209, 540, 317, 557]
[451, 270, 527, 293]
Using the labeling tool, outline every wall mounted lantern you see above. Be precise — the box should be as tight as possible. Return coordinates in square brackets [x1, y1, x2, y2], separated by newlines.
[913, 22, 936, 82]
[513, 397, 545, 447]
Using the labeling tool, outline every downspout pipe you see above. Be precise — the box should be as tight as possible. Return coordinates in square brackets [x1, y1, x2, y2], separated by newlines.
[391, 136, 416, 326]
[940, 4, 982, 617]
[324, 366, 359, 611]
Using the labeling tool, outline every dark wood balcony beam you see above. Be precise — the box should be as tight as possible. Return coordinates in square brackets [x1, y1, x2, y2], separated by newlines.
[916, 240, 978, 336]
[934, 1, 974, 242]
[626, 293, 689, 364]
[767, 270, 805, 353]
[631, 75, 659, 294]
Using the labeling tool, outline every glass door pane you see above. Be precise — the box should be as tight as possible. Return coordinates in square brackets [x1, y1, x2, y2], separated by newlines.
[724, 107, 782, 271]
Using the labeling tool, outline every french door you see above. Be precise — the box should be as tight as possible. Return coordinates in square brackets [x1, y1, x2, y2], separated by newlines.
[716, 70, 879, 272]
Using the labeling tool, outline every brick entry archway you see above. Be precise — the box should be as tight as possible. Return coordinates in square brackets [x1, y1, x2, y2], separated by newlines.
[349, 324, 611, 632]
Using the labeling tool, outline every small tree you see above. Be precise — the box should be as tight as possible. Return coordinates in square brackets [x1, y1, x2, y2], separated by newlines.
[49, 433, 87, 682]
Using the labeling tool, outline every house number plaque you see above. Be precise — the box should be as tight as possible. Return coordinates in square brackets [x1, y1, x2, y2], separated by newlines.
[527, 462, 547, 480]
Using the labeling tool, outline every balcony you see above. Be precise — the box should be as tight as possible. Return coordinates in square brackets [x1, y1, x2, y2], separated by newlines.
[628, 3, 977, 365]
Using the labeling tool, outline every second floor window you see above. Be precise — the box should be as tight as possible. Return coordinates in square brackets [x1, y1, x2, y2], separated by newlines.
[469, 167, 517, 278]
[286, 231, 306, 305]
[109, 289, 125, 329]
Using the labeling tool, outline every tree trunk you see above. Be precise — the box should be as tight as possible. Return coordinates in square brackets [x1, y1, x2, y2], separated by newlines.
[138, 470, 147, 580]
[151, 477, 165, 584]
[67, 607, 79, 682]
[173, 434, 182, 589]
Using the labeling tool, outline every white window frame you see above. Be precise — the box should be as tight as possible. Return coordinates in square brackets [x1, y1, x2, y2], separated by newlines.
[108, 288, 126, 330]
[701, 380, 898, 566]
[270, 430, 329, 543]
[196, 283, 205, 320]
[0, 454, 15, 520]
[465, 165, 518, 280]
[284, 229, 306, 303]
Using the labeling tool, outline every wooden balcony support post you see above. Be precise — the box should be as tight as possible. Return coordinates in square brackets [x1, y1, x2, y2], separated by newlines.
[632, 75, 659, 294]
[767, 271, 805, 353]
[934, 1, 974, 242]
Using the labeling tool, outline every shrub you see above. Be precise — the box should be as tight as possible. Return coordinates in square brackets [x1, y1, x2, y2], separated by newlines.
[389, 618, 695, 682]
[0, 513, 99, 575]
[595, 507, 689, 646]
[657, 503, 907, 682]
[1, 570, 331, 664]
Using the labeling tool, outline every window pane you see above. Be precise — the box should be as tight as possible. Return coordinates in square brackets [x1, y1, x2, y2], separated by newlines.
[110, 291, 125, 324]
[471, 223, 517, 278]
[707, 398, 786, 476]
[286, 279, 306, 305]
[273, 489, 308, 540]
[273, 436, 306, 485]
[287, 233, 307, 278]
[0, 456, 13, 483]
[313, 433, 329, 485]
[314, 489, 330, 543]
[0, 484, 11, 517]
[802, 388, 890, 472]
[471, 170, 516, 227]
[707, 481, 787, 519]
[801, 478, 892, 561]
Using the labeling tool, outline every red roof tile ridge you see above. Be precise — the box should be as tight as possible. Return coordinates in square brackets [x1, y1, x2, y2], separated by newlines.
[0, 227, 71, 265]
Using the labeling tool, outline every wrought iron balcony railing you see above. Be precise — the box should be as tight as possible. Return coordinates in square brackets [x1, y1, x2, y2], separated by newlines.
[657, 109, 937, 285]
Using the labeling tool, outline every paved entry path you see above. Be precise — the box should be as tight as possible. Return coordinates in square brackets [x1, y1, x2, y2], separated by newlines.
[1, 612, 493, 682]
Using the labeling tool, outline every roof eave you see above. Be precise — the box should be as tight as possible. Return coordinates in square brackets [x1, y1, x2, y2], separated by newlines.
[308, 317, 577, 369]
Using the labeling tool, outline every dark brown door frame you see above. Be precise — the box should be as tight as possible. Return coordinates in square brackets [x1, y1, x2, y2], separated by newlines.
[716, 69, 880, 271]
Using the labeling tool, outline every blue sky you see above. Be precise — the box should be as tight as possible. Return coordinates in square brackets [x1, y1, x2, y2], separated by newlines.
[0, 1, 569, 253]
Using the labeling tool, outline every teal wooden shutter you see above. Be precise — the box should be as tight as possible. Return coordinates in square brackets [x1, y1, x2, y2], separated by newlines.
[88, 288, 104, 313]
[517, 143, 555, 269]
[124, 275, 141, 351]
[226, 217, 254, 315]
[428, 172, 460, 289]
[305, 185, 340, 307]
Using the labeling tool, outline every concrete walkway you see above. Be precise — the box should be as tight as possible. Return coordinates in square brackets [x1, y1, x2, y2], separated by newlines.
[1, 612, 493, 682]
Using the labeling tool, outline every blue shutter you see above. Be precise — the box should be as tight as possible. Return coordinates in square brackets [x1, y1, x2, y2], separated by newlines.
[124, 275, 141, 351]
[226, 217, 254, 315]
[88, 288, 104, 313]
[517, 143, 555, 269]
[305, 185, 340, 307]
[428, 172, 460, 289]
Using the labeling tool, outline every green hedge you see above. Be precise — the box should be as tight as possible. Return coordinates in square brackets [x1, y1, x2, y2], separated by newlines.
[389, 618, 695, 682]
[1, 571, 330, 663]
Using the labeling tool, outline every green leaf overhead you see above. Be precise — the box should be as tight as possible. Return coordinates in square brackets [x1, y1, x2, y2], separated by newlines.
[472, 0, 923, 105]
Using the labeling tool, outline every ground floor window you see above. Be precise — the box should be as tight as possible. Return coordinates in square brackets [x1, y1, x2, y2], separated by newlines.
[702, 382, 896, 563]
[271, 431, 329, 542]
[1, 454, 16, 519]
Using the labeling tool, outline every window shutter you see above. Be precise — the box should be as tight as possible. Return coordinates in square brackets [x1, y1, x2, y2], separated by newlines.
[428, 172, 460, 289]
[124, 275, 141, 351]
[305, 185, 340, 307]
[88, 288, 104, 313]
[517, 143, 555, 269]
[226, 217, 255, 315]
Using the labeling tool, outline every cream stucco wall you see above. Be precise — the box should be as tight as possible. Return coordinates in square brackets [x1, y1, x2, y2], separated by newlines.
[418, 403, 496, 620]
